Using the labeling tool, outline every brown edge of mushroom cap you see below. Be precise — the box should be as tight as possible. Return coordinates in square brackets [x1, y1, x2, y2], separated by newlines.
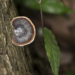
[11, 16, 36, 46]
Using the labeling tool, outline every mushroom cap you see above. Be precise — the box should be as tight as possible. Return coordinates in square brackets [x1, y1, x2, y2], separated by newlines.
[11, 16, 36, 46]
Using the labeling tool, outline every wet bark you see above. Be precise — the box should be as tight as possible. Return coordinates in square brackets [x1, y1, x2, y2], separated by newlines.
[0, 0, 33, 75]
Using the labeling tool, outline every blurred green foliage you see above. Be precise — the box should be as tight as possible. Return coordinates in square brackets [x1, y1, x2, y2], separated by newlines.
[14, 0, 73, 14]
[43, 28, 60, 75]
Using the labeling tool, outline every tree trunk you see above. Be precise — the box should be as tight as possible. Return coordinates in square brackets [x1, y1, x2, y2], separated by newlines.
[0, 0, 33, 75]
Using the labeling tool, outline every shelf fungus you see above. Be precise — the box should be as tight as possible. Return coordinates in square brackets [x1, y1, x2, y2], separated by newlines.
[11, 16, 36, 46]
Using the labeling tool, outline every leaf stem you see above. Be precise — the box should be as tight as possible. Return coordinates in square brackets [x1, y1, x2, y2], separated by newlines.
[35, 0, 43, 28]
[35, 0, 41, 3]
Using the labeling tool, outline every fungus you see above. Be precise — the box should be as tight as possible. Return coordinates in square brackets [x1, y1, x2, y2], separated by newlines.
[11, 16, 36, 46]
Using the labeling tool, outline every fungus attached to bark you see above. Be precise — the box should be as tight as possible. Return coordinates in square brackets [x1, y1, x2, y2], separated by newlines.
[11, 16, 36, 46]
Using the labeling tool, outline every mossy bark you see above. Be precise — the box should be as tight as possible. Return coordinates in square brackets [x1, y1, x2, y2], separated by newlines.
[0, 0, 33, 75]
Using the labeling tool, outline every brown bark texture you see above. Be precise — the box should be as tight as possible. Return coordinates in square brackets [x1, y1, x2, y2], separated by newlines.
[0, 0, 33, 75]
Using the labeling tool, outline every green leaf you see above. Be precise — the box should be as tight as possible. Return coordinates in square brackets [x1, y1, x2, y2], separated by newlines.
[43, 27, 60, 75]
[19, 0, 73, 14]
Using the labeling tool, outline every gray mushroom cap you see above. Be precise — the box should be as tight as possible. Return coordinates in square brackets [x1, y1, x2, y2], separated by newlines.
[11, 16, 36, 46]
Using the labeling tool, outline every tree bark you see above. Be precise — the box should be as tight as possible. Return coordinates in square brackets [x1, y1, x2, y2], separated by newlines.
[0, 0, 33, 75]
